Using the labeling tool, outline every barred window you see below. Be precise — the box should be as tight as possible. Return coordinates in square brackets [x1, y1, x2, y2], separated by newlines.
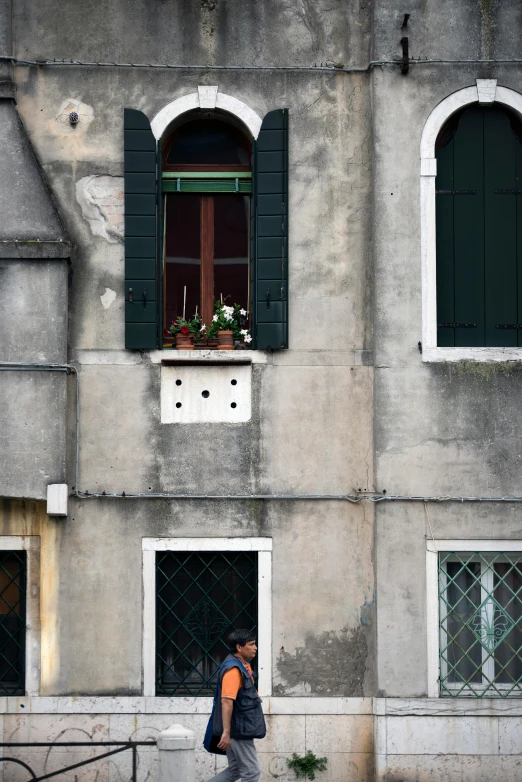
[156, 551, 257, 696]
[439, 552, 522, 696]
[0, 551, 26, 695]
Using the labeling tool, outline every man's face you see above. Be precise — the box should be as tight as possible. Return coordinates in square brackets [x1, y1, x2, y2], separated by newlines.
[236, 640, 257, 662]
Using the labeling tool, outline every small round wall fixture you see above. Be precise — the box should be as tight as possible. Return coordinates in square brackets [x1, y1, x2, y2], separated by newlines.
[69, 111, 80, 125]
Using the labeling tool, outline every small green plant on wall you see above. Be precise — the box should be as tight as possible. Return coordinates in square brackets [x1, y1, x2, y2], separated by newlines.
[287, 751, 328, 780]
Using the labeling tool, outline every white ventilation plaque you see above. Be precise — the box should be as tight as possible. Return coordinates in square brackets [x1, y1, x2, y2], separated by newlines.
[161, 364, 251, 423]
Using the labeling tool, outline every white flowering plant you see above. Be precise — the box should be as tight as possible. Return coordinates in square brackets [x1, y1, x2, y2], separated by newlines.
[207, 301, 252, 344]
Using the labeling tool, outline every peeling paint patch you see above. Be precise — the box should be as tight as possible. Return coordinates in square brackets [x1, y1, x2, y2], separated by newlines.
[275, 624, 370, 696]
[100, 287, 117, 309]
[76, 175, 124, 244]
[55, 98, 94, 133]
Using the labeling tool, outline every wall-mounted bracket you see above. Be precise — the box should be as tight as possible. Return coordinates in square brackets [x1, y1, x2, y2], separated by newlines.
[400, 36, 410, 74]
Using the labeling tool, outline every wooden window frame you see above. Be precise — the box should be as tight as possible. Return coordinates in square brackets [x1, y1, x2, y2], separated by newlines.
[162, 192, 251, 331]
[162, 119, 252, 331]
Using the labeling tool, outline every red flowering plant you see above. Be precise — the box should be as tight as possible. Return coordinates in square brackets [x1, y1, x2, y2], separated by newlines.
[164, 314, 205, 341]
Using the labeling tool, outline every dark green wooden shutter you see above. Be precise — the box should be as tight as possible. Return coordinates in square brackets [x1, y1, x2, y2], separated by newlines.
[252, 109, 288, 350]
[484, 109, 518, 346]
[124, 109, 159, 349]
[436, 105, 522, 347]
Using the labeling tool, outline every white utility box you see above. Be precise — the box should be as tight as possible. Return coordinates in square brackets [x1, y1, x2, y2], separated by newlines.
[46, 484, 68, 516]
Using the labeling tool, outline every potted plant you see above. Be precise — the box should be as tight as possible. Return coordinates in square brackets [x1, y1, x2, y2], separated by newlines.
[166, 314, 205, 350]
[207, 302, 252, 350]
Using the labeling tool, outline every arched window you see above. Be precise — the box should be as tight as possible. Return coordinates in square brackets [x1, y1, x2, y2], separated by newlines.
[162, 116, 252, 329]
[436, 104, 522, 347]
[123, 100, 288, 352]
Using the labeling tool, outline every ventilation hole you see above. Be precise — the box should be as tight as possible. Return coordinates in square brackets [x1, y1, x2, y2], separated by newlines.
[176, 402, 182, 408]
[231, 379, 237, 385]
[231, 402, 237, 409]
[176, 379, 182, 386]
[202, 390, 210, 398]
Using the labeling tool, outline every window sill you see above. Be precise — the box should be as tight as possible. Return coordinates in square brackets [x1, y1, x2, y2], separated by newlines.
[150, 349, 268, 364]
[423, 346, 522, 363]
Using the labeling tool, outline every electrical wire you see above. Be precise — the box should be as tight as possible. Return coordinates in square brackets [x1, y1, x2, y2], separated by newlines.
[75, 490, 522, 502]
[4, 55, 522, 73]
[0, 55, 385, 73]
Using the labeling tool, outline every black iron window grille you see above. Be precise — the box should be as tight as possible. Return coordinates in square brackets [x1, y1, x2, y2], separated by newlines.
[439, 552, 522, 697]
[0, 551, 26, 696]
[156, 551, 257, 696]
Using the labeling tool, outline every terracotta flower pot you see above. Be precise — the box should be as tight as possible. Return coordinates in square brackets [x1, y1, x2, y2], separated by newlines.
[175, 333, 193, 350]
[194, 338, 208, 350]
[217, 330, 235, 350]
[207, 338, 219, 350]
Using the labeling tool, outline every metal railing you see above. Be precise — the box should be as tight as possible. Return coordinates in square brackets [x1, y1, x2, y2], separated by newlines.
[0, 740, 156, 781]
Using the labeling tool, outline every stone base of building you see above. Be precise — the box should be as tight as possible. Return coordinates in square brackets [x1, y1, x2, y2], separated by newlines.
[1, 697, 520, 780]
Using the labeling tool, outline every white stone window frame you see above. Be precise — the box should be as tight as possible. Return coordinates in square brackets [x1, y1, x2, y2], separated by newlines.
[0, 536, 40, 697]
[142, 537, 272, 697]
[426, 539, 522, 697]
[421, 80, 522, 362]
[150, 86, 262, 141]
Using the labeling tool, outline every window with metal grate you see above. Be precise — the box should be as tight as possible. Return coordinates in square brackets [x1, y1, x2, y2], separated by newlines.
[439, 551, 522, 697]
[0, 551, 26, 696]
[155, 550, 257, 696]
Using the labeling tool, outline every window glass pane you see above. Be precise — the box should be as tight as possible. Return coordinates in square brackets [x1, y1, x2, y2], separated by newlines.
[164, 194, 201, 326]
[494, 561, 522, 683]
[166, 120, 250, 166]
[214, 195, 250, 316]
[156, 551, 257, 696]
[445, 560, 482, 683]
[0, 551, 26, 695]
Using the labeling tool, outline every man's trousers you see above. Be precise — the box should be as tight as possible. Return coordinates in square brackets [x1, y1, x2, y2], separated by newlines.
[208, 738, 260, 782]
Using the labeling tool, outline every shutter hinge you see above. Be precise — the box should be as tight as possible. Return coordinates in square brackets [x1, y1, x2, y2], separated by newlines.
[436, 190, 476, 195]
[437, 322, 477, 328]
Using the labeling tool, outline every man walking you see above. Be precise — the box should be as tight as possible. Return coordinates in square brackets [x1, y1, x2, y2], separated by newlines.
[207, 629, 266, 782]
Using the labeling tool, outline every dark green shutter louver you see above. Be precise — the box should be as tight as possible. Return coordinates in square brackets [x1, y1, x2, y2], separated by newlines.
[436, 106, 522, 347]
[252, 109, 288, 350]
[124, 108, 159, 349]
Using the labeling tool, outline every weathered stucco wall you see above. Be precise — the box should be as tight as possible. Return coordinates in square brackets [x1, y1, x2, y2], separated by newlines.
[372, 0, 522, 706]
[0, 261, 68, 499]
[5, 0, 376, 700]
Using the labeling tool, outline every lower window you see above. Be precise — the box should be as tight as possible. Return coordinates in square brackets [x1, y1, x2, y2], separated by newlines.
[439, 551, 522, 696]
[0, 551, 26, 696]
[155, 550, 257, 696]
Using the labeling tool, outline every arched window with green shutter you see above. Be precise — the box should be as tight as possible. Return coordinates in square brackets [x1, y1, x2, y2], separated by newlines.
[123, 106, 288, 351]
[436, 105, 522, 347]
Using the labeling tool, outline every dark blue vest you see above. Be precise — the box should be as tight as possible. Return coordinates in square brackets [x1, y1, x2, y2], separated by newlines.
[212, 654, 266, 740]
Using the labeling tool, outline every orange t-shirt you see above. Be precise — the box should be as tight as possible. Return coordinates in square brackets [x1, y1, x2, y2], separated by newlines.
[221, 661, 255, 700]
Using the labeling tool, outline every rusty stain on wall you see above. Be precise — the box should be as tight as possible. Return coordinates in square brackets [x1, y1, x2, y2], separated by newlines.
[0, 500, 62, 695]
